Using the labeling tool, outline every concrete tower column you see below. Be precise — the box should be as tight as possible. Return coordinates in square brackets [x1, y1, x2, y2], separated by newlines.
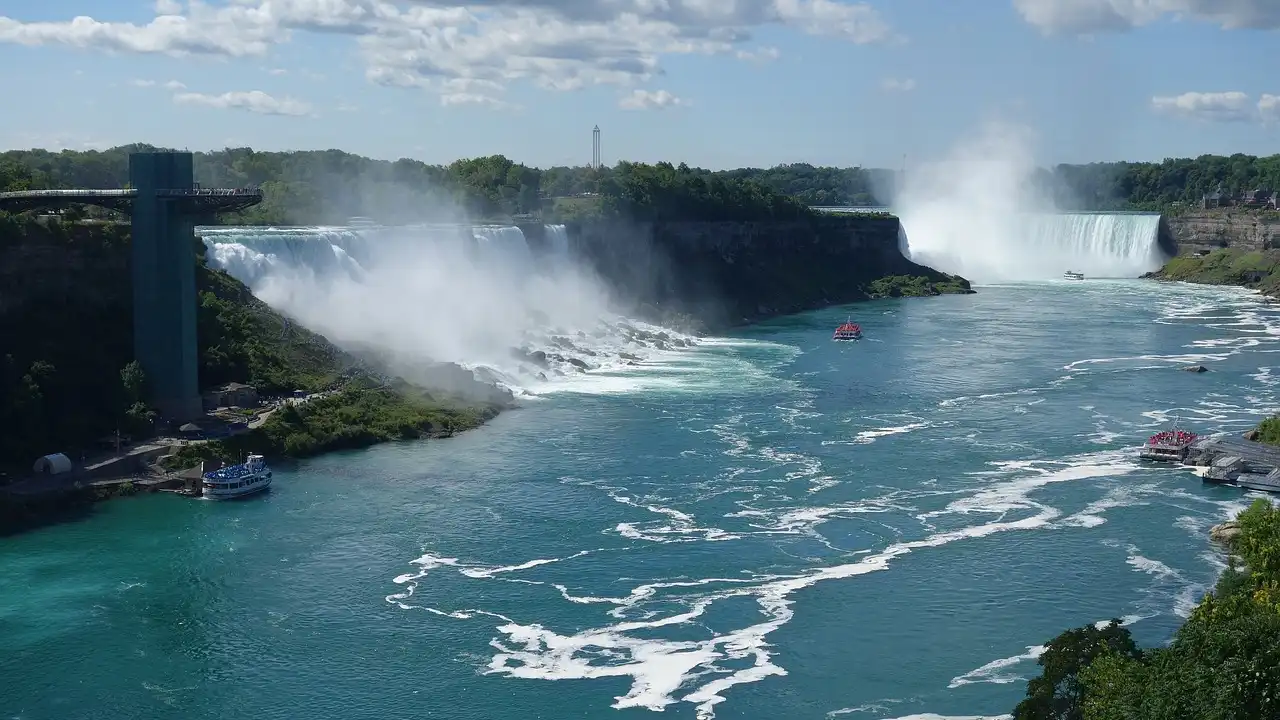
[129, 152, 202, 421]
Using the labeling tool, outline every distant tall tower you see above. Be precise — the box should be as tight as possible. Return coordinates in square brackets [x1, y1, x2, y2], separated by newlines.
[592, 125, 601, 170]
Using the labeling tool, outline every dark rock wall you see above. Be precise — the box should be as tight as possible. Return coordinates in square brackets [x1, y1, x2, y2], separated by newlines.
[565, 215, 962, 327]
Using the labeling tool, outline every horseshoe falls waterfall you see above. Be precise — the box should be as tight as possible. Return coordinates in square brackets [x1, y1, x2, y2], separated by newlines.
[900, 212, 1169, 283]
[2, 217, 1270, 720]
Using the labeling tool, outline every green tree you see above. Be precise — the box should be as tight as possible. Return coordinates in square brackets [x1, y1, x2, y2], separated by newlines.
[1013, 620, 1141, 720]
[120, 360, 146, 406]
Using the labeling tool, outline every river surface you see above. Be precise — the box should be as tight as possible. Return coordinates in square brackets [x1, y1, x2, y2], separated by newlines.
[1, 279, 1272, 720]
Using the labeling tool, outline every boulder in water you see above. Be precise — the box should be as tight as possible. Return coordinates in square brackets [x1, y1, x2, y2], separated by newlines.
[527, 350, 548, 366]
[1245, 429, 1261, 442]
[1210, 521, 1242, 544]
[619, 352, 642, 361]
[567, 357, 589, 370]
[1181, 365, 1209, 373]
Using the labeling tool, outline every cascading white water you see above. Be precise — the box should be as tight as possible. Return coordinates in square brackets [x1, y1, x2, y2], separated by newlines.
[545, 224, 571, 256]
[895, 120, 1170, 283]
[201, 226, 373, 285]
[901, 212, 1166, 282]
[198, 223, 694, 394]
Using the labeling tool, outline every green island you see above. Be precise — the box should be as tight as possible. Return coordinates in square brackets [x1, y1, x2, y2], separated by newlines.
[1012, 497, 1280, 719]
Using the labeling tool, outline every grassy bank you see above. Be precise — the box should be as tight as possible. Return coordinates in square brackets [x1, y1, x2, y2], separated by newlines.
[1146, 248, 1280, 296]
[1012, 498, 1280, 719]
[162, 381, 505, 469]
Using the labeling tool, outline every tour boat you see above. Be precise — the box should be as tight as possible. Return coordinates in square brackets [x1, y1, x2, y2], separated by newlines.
[1063, 270, 1085, 281]
[833, 318, 863, 341]
[202, 454, 273, 499]
[1139, 424, 1198, 463]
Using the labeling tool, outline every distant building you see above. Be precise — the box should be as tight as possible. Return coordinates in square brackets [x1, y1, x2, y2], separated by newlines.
[1241, 189, 1273, 208]
[1202, 190, 1226, 209]
[203, 382, 259, 409]
[32, 453, 73, 475]
[1201, 188, 1278, 210]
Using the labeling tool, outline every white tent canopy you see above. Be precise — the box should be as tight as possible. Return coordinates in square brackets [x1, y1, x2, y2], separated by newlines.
[32, 453, 73, 475]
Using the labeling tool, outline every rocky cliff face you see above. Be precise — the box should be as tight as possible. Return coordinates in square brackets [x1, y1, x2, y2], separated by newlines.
[566, 215, 969, 328]
[1165, 211, 1280, 254]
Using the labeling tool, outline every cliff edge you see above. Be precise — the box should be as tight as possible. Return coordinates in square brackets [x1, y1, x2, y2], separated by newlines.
[567, 215, 973, 329]
[1164, 210, 1280, 255]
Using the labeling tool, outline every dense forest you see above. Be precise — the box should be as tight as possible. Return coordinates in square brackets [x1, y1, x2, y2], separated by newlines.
[5, 145, 1280, 225]
[1014, 496, 1280, 720]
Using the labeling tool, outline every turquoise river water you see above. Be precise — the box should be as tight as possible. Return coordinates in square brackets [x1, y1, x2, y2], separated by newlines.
[2, 279, 1275, 720]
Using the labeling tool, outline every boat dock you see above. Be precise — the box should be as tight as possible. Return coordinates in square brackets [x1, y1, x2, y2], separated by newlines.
[1184, 435, 1280, 493]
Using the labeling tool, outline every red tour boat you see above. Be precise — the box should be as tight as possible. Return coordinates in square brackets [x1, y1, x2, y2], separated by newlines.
[833, 318, 863, 341]
[1139, 421, 1198, 462]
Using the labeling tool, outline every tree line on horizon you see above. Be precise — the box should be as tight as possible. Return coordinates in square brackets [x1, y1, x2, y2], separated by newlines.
[3, 144, 1280, 224]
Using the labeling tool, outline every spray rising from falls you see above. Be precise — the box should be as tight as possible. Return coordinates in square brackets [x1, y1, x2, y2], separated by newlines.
[200, 223, 696, 394]
[894, 121, 1170, 283]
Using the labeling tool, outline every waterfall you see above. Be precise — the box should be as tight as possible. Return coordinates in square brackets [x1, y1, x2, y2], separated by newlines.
[544, 224, 570, 256]
[900, 212, 1167, 283]
[200, 226, 373, 286]
[196, 223, 693, 394]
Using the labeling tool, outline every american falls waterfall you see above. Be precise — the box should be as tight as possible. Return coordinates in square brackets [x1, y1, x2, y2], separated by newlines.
[198, 223, 695, 393]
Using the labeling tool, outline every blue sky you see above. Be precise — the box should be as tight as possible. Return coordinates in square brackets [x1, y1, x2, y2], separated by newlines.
[1, 0, 1278, 169]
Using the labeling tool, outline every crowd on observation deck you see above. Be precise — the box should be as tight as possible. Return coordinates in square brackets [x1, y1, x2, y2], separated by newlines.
[1147, 429, 1197, 446]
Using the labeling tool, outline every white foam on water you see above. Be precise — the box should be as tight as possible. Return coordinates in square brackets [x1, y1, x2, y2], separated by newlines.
[386, 446, 1155, 719]
[947, 645, 1045, 689]
[948, 615, 1143, 691]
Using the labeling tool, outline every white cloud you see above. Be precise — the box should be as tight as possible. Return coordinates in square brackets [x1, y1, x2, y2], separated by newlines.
[1150, 91, 1256, 122]
[0, 0, 895, 107]
[173, 89, 313, 116]
[440, 92, 512, 108]
[269, 67, 288, 75]
[735, 46, 781, 62]
[1014, 0, 1280, 34]
[619, 88, 684, 110]
[132, 78, 187, 89]
[881, 77, 915, 92]
[1260, 94, 1280, 123]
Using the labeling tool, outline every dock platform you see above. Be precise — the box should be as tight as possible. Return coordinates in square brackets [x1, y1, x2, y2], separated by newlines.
[1183, 435, 1280, 494]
